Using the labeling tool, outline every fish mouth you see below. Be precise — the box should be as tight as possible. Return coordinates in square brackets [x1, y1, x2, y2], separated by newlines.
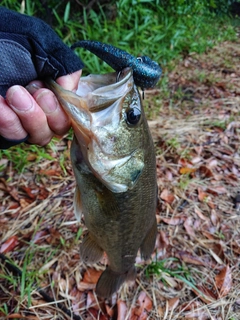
[46, 68, 144, 193]
[46, 68, 132, 145]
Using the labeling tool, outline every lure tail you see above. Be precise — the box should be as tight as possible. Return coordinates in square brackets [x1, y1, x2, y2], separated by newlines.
[96, 266, 136, 298]
[71, 40, 162, 89]
[72, 40, 133, 71]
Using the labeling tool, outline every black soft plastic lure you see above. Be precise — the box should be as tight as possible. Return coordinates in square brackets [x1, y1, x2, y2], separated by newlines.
[71, 40, 161, 89]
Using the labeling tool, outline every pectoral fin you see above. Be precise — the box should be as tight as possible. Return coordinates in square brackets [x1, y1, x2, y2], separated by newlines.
[140, 219, 157, 260]
[80, 233, 104, 264]
[73, 186, 83, 222]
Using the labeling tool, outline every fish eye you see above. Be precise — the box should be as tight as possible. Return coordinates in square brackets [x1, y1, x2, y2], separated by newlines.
[125, 107, 141, 126]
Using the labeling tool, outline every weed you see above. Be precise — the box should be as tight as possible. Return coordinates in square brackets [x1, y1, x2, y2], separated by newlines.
[178, 174, 192, 190]
[145, 257, 196, 288]
[74, 227, 83, 244]
[166, 138, 181, 151]
[0, 304, 8, 315]
[215, 230, 225, 239]
[0, 144, 54, 174]
[205, 119, 228, 130]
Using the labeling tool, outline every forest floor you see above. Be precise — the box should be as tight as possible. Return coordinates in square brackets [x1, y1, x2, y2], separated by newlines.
[0, 39, 239, 320]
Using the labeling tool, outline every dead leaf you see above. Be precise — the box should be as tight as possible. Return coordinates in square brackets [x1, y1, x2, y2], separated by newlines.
[6, 314, 28, 319]
[215, 265, 232, 297]
[8, 202, 19, 210]
[198, 188, 208, 202]
[83, 268, 102, 285]
[232, 241, 240, 254]
[198, 188, 215, 208]
[131, 291, 153, 320]
[117, 300, 128, 320]
[206, 186, 227, 196]
[156, 230, 169, 251]
[208, 242, 226, 263]
[210, 209, 220, 226]
[175, 251, 215, 267]
[160, 189, 175, 204]
[194, 208, 209, 221]
[87, 308, 108, 320]
[192, 285, 217, 303]
[9, 188, 19, 201]
[19, 198, 31, 208]
[167, 297, 179, 310]
[21, 186, 36, 199]
[46, 228, 62, 245]
[32, 230, 48, 244]
[179, 167, 196, 175]
[0, 235, 19, 253]
[86, 291, 99, 310]
[39, 169, 60, 176]
[161, 215, 186, 225]
[184, 217, 195, 238]
[70, 287, 85, 312]
[198, 165, 214, 178]
[137, 291, 152, 312]
[26, 153, 38, 161]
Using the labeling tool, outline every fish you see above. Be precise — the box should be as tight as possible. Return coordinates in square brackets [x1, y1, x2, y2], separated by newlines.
[46, 68, 157, 298]
[71, 40, 162, 89]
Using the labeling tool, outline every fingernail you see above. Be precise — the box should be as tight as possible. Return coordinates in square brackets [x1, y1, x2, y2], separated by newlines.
[36, 90, 59, 114]
[25, 83, 41, 94]
[7, 86, 33, 111]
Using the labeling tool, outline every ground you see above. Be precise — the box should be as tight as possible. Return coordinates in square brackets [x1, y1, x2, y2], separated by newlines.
[0, 40, 239, 319]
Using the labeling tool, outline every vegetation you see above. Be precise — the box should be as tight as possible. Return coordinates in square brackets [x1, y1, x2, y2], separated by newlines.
[1, 0, 240, 72]
[0, 1, 240, 319]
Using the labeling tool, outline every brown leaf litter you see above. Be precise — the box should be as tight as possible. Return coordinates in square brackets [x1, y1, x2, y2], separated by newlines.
[0, 40, 240, 319]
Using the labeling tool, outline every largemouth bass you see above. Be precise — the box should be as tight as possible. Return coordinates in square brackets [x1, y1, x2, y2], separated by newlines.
[46, 68, 157, 298]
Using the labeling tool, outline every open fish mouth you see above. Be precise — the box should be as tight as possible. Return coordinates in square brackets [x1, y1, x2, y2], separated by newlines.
[46, 68, 145, 193]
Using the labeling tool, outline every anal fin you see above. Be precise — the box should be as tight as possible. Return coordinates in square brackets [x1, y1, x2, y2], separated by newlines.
[80, 233, 104, 264]
[140, 218, 157, 260]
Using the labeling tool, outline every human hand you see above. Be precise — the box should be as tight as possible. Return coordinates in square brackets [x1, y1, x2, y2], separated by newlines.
[0, 70, 82, 147]
[0, 7, 84, 149]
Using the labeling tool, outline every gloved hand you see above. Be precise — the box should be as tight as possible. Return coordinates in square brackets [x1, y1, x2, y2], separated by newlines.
[0, 7, 84, 149]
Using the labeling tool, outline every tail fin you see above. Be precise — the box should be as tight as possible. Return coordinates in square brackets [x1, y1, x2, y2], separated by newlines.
[96, 266, 136, 299]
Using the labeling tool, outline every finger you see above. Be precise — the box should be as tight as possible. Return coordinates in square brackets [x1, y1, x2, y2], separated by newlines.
[33, 88, 71, 136]
[6, 86, 53, 146]
[57, 70, 82, 91]
[25, 80, 45, 95]
[0, 95, 28, 140]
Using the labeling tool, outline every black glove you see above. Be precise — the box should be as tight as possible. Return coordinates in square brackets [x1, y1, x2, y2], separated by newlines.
[0, 7, 84, 149]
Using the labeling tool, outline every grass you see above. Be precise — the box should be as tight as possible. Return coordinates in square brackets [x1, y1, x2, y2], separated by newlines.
[1, 1, 239, 74]
[145, 257, 196, 286]
[0, 144, 55, 173]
